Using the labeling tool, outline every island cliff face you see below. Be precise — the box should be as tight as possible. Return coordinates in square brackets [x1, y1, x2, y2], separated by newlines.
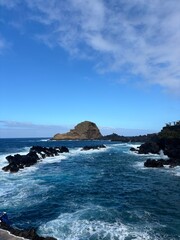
[52, 121, 102, 140]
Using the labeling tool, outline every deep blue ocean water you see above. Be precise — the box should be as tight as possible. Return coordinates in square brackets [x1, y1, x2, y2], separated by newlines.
[0, 138, 179, 240]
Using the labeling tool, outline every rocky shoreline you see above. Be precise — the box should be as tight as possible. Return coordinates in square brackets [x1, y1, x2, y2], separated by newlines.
[0, 221, 56, 240]
[1, 145, 107, 173]
[130, 137, 180, 168]
[129, 122, 180, 168]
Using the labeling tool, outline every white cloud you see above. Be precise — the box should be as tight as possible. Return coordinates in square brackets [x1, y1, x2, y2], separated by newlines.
[1, 0, 180, 94]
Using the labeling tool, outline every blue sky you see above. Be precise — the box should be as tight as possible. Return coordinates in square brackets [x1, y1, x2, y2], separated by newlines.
[0, 0, 180, 137]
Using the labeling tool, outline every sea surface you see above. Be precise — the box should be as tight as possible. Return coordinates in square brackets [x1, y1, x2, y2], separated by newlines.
[0, 138, 179, 240]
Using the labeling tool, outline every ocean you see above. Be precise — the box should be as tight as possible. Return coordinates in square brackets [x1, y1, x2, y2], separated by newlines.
[0, 138, 179, 240]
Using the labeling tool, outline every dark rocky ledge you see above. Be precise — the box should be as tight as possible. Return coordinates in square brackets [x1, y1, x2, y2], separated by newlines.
[138, 138, 180, 168]
[81, 145, 106, 151]
[2, 146, 69, 173]
[129, 122, 180, 168]
[131, 140, 180, 169]
[0, 221, 56, 240]
[144, 158, 180, 168]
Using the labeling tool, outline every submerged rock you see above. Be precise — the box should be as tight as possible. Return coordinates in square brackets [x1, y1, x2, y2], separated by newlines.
[81, 145, 106, 151]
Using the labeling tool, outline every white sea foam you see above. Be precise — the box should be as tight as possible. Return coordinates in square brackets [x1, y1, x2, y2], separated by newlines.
[128, 150, 168, 159]
[169, 166, 180, 177]
[39, 139, 50, 142]
[0, 173, 53, 208]
[134, 161, 146, 170]
[125, 143, 141, 148]
[38, 207, 162, 240]
[40, 154, 67, 164]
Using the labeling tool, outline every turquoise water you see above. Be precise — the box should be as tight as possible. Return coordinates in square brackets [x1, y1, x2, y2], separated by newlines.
[0, 138, 179, 239]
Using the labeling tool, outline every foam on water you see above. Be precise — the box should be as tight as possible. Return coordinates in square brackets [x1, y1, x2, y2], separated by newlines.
[38, 207, 163, 240]
[169, 166, 180, 177]
[0, 174, 54, 209]
[125, 143, 141, 148]
[40, 154, 67, 164]
[39, 139, 50, 142]
[126, 150, 167, 158]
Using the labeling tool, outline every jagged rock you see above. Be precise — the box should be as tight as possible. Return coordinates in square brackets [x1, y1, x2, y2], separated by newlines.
[130, 147, 139, 152]
[52, 121, 102, 140]
[2, 163, 19, 172]
[141, 122, 180, 168]
[81, 145, 106, 151]
[144, 159, 164, 168]
[138, 142, 160, 154]
[2, 146, 69, 173]
[158, 138, 180, 159]
[144, 158, 180, 168]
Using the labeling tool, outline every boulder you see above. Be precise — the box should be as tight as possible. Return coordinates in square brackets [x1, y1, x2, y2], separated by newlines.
[2, 163, 19, 173]
[138, 142, 160, 154]
[144, 159, 164, 168]
[81, 145, 106, 151]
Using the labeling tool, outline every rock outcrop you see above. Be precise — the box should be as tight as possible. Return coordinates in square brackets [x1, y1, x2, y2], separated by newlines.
[81, 145, 106, 151]
[52, 121, 102, 140]
[2, 146, 69, 173]
[133, 121, 180, 168]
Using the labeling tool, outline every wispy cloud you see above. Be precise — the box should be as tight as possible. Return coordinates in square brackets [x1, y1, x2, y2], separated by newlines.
[0, 120, 156, 138]
[0, 0, 20, 8]
[0, 120, 70, 138]
[1, 0, 180, 93]
[0, 35, 10, 54]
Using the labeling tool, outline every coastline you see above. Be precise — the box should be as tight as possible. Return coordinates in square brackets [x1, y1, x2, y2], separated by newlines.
[0, 228, 28, 240]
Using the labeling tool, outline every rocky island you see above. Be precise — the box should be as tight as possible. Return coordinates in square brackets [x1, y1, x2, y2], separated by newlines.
[52, 121, 102, 140]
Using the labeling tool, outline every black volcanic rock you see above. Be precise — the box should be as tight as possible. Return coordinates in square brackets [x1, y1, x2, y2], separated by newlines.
[81, 145, 106, 151]
[2, 146, 69, 173]
[140, 121, 180, 168]
[138, 142, 160, 154]
[144, 159, 164, 168]
[158, 138, 180, 159]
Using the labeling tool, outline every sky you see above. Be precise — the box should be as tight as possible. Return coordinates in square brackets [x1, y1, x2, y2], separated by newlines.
[0, 0, 180, 138]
